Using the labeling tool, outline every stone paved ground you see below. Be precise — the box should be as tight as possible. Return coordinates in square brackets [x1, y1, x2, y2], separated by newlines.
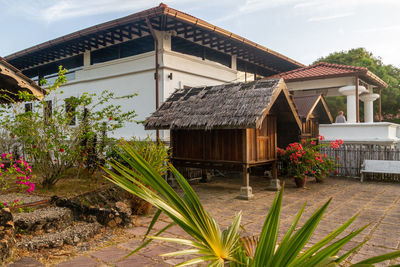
[7, 176, 400, 266]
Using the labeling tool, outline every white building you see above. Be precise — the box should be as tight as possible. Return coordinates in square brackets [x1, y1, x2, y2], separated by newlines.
[4, 3, 303, 140]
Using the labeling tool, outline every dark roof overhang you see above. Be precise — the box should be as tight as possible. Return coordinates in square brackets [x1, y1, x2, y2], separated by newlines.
[5, 3, 304, 75]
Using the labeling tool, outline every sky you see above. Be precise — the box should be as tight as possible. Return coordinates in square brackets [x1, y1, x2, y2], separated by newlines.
[1, 0, 399, 67]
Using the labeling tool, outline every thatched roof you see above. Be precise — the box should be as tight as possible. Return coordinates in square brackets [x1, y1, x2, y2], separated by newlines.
[0, 57, 45, 102]
[146, 79, 292, 130]
[293, 94, 333, 123]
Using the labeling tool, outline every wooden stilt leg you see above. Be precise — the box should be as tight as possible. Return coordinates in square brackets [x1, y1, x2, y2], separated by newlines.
[238, 164, 254, 200]
[267, 161, 281, 191]
[200, 169, 212, 183]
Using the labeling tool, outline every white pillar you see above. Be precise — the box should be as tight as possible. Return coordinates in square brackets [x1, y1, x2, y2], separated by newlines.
[360, 93, 380, 123]
[231, 55, 237, 70]
[83, 51, 91, 67]
[339, 85, 367, 123]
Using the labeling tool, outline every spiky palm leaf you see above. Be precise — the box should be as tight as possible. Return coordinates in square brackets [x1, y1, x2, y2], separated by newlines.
[103, 140, 400, 266]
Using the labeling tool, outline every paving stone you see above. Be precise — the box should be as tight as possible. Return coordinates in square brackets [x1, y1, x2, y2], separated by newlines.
[114, 254, 162, 267]
[140, 244, 175, 260]
[56, 256, 99, 267]
[90, 246, 129, 263]
[7, 257, 44, 267]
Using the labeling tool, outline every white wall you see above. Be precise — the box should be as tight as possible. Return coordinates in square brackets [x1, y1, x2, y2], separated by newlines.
[57, 52, 156, 139]
[49, 47, 239, 140]
[320, 122, 400, 145]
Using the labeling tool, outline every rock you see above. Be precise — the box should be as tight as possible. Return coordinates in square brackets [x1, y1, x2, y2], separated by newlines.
[108, 220, 117, 228]
[115, 201, 132, 216]
[0, 208, 15, 262]
[115, 217, 122, 225]
[18, 222, 101, 251]
[14, 207, 73, 234]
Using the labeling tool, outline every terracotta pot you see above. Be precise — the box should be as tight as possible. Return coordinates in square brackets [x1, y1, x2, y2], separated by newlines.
[294, 176, 307, 188]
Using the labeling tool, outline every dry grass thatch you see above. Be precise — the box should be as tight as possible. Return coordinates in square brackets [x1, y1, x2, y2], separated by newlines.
[145, 79, 282, 130]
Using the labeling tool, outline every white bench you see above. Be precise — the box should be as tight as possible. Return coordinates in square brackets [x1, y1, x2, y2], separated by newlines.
[360, 160, 400, 182]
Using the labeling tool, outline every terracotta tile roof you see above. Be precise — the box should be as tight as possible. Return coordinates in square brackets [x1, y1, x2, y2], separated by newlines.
[267, 62, 387, 88]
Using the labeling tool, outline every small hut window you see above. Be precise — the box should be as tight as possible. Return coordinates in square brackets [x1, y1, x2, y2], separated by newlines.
[25, 103, 32, 113]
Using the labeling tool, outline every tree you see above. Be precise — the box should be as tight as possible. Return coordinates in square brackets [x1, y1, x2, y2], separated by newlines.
[0, 66, 137, 188]
[314, 48, 400, 121]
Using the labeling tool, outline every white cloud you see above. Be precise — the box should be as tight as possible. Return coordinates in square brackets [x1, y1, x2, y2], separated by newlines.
[308, 12, 354, 22]
[357, 25, 400, 33]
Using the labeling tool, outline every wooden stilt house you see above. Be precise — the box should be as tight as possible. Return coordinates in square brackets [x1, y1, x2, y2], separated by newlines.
[145, 79, 301, 199]
[293, 95, 333, 140]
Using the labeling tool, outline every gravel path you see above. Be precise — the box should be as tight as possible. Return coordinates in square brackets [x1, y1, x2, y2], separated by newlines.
[0, 193, 46, 204]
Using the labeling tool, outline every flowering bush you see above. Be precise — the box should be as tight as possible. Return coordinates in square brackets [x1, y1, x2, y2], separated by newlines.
[0, 153, 34, 208]
[278, 135, 343, 182]
[0, 67, 137, 188]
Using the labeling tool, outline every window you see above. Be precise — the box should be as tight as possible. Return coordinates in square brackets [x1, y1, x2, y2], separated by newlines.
[23, 55, 83, 81]
[171, 36, 231, 68]
[91, 36, 155, 65]
[65, 97, 76, 126]
[44, 100, 52, 122]
[25, 103, 32, 113]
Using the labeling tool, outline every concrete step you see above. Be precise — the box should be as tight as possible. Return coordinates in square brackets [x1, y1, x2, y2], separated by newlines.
[14, 207, 73, 234]
[17, 221, 102, 251]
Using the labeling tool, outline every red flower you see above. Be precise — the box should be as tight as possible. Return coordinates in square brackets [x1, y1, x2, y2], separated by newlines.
[334, 170, 338, 174]
[109, 117, 113, 120]
[311, 141, 316, 145]
[318, 135, 325, 141]
[32, 145, 37, 149]
[59, 148, 65, 152]
[337, 156, 340, 160]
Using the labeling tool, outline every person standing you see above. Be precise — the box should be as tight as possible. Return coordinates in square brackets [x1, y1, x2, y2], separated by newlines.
[335, 111, 346, 123]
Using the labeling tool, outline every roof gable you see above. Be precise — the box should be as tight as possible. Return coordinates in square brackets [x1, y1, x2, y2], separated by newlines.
[293, 94, 333, 123]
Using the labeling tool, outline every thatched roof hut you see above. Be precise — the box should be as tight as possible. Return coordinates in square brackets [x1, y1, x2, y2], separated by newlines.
[146, 79, 301, 199]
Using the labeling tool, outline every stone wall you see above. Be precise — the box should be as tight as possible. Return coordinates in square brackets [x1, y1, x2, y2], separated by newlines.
[0, 208, 15, 262]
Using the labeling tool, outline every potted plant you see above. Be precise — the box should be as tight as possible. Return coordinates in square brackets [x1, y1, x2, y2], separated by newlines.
[278, 135, 342, 187]
[277, 143, 313, 188]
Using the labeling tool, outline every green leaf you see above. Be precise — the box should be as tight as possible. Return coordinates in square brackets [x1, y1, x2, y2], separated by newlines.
[351, 250, 400, 265]
[252, 186, 283, 266]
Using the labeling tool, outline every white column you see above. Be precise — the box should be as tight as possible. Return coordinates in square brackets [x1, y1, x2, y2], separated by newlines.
[339, 85, 367, 123]
[360, 93, 380, 123]
[83, 51, 91, 67]
[231, 55, 237, 70]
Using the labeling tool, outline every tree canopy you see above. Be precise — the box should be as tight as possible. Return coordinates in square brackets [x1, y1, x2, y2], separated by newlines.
[314, 48, 400, 122]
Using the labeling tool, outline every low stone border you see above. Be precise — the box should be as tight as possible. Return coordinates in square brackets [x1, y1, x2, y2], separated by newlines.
[0, 208, 15, 262]
[51, 196, 131, 227]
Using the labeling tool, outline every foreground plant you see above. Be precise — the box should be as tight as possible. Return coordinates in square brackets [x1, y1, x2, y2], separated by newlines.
[104, 140, 400, 266]
[106, 136, 170, 214]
